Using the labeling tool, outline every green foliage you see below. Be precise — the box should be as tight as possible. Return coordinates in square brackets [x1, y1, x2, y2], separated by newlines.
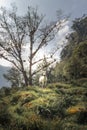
[0, 83, 87, 129]
[61, 15, 87, 61]
[11, 95, 21, 105]
[0, 103, 12, 129]
[77, 111, 87, 125]
[71, 78, 87, 87]
[58, 15, 87, 84]
[64, 41, 87, 80]
[72, 15, 87, 42]
[53, 61, 67, 82]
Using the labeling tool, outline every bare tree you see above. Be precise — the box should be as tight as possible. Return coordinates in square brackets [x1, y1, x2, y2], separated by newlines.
[0, 5, 67, 86]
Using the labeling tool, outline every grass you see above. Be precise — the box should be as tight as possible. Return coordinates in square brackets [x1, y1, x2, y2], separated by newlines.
[0, 82, 87, 130]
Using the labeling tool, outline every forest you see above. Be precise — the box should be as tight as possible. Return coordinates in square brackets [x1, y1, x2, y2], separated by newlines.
[0, 5, 87, 130]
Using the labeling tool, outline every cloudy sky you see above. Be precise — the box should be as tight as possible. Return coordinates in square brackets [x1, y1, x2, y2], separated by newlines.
[0, 0, 87, 66]
[0, 0, 87, 19]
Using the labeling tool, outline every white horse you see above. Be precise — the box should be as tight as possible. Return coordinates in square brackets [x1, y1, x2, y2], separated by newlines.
[39, 73, 47, 88]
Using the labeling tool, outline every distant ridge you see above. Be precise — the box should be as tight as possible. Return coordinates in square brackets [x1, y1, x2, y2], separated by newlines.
[0, 65, 11, 88]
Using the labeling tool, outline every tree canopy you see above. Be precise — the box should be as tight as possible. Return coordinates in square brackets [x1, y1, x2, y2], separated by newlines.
[53, 15, 87, 83]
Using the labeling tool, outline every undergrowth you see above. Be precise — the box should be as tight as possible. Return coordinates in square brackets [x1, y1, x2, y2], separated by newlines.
[0, 82, 87, 130]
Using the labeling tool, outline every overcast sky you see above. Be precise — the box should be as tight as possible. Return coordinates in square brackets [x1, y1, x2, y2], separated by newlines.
[0, 0, 87, 20]
[0, 0, 87, 66]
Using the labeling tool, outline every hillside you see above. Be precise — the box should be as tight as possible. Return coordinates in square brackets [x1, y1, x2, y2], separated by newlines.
[0, 65, 10, 88]
[0, 83, 87, 130]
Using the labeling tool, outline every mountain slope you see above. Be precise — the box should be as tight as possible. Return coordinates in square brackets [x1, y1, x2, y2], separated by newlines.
[0, 65, 11, 88]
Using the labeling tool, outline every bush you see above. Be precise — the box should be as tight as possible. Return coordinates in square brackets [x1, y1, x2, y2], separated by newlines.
[15, 107, 24, 115]
[77, 111, 87, 124]
[0, 112, 11, 127]
[38, 106, 51, 118]
[21, 96, 35, 106]
[11, 95, 20, 105]
[71, 78, 87, 87]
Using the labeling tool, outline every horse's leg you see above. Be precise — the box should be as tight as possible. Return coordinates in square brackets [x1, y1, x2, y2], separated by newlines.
[41, 83, 43, 88]
[42, 84, 44, 88]
[44, 82, 46, 88]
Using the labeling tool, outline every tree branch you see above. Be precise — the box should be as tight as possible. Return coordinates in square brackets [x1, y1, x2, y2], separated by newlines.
[32, 21, 61, 57]
[32, 59, 56, 76]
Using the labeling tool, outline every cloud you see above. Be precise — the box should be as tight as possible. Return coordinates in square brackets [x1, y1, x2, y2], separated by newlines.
[56, 20, 70, 47]
[50, 20, 71, 61]
[58, 25, 70, 37]
[58, 20, 70, 39]
[0, 0, 12, 7]
[0, 58, 11, 67]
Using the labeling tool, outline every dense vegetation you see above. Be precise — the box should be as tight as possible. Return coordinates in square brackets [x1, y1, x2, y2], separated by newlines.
[0, 83, 87, 130]
[52, 15, 87, 84]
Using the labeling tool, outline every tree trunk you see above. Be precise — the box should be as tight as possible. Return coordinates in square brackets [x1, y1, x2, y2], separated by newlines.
[29, 63, 32, 85]
[19, 53, 28, 86]
[23, 70, 28, 86]
[29, 35, 33, 86]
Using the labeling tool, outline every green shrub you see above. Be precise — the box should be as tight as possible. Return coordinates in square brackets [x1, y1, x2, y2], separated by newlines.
[71, 78, 87, 87]
[15, 107, 24, 115]
[0, 111, 11, 127]
[38, 106, 51, 118]
[21, 96, 35, 106]
[0, 82, 87, 130]
[11, 95, 20, 105]
[77, 111, 87, 124]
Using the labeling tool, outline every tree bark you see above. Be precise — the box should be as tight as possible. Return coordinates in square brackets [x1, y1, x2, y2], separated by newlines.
[29, 34, 34, 85]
